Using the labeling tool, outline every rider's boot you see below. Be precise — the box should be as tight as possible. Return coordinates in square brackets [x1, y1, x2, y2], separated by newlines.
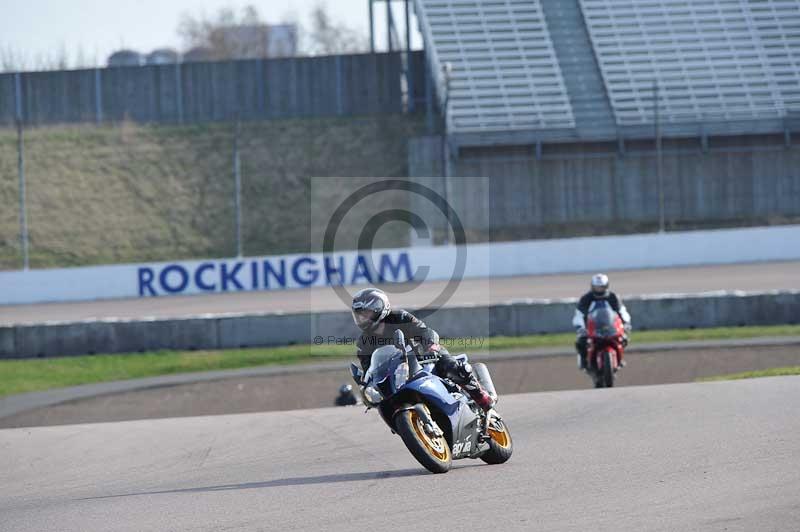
[468, 385, 495, 411]
[577, 354, 587, 371]
[462, 374, 495, 412]
[436, 356, 496, 412]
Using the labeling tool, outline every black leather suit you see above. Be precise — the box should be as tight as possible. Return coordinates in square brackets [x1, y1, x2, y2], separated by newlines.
[356, 309, 478, 390]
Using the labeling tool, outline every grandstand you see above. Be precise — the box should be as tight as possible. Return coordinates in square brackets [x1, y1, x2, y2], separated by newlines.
[415, 0, 575, 133]
[414, 0, 800, 145]
[408, 0, 800, 240]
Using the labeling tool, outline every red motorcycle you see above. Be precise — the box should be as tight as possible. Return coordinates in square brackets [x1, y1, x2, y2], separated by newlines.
[586, 301, 626, 388]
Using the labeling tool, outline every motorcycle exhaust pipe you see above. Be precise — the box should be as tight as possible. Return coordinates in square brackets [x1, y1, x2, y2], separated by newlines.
[472, 362, 498, 402]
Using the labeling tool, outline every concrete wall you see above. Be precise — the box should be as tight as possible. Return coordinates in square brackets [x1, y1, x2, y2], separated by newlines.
[1, 290, 797, 359]
[410, 136, 800, 239]
[0, 52, 427, 125]
[5, 225, 800, 305]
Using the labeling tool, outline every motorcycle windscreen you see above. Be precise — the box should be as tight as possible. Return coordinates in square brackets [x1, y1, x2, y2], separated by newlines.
[589, 307, 619, 338]
[364, 345, 404, 384]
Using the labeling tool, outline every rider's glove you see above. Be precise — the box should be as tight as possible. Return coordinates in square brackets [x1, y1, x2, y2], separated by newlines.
[623, 322, 632, 333]
[576, 327, 587, 338]
[415, 342, 441, 362]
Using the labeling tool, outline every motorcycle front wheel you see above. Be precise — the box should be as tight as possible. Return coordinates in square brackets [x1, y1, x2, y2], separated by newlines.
[481, 417, 513, 464]
[602, 350, 615, 388]
[395, 406, 452, 474]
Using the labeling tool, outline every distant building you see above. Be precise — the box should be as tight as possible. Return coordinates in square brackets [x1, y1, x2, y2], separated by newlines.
[267, 24, 298, 58]
[183, 47, 214, 63]
[211, 23, 299, 59]
[110, 22, 299, 68]
[214, 25, 270, 59]
[107, 49, 142, 67]
[146, 48, 180, 65]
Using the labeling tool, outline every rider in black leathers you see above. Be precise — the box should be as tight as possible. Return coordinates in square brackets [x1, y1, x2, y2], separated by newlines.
[335, 384, 359, 406]
[573, 273, 632, 370]
[352, 287, 494, 411]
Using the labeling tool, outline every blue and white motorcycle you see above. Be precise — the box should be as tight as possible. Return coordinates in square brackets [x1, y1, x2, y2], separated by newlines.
[350, 330, 513, 474]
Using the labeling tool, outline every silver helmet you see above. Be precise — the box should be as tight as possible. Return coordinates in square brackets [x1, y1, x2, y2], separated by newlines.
[351, 287, 391, 331]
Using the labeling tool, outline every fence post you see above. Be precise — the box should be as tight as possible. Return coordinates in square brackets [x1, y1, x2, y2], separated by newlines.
[405, 0, 414, 113]
[233, 118, 243, 257]
[256, 58, 265, 118]
[94, 68, 103, 123]
[14, 72, 22, 121]
[14, 74, 29, 270]
[653, 80, 665, 233]
[175, 62, 184, 124]
[441, 63, 453, 245]
[16, 119, 30, 271]
[425, 61, 434, 133]
[387, 0, 394, 53]
[335, 55, 344, 115]
[369, 0, 375, 53]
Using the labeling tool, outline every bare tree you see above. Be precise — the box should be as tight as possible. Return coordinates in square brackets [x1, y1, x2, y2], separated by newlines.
[305, 2, 369, 55]
[0, 45, 27, 72]
[55, 43, 69, 70]
[0, 42, 99, 73]
[178, 4, 272, 60]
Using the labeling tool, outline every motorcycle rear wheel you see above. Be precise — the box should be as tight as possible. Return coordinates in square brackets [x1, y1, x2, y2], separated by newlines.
[480, 417, 513, 464]
[395, 407, 452, 474]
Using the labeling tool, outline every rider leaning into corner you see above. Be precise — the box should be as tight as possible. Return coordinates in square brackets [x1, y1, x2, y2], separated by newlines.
[572, 273, 633, 371]
[351, 287, 495, 411]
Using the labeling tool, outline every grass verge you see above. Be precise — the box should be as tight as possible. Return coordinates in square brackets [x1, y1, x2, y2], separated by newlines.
[699, 367, 800, 382]
[2, 324, 799, 398]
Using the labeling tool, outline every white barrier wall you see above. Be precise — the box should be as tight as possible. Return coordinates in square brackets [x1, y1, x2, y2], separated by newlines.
[2, 225, 800, 305]
[2, 290, 799, 358]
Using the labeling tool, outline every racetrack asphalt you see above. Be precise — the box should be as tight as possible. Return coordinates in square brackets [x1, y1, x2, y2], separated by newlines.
[2, 339, 799, 429]
[1, 261, 798, 324]
[1, 376, 798, 532]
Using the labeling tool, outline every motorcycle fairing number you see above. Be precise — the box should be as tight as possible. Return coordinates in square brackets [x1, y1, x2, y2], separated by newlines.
[452, 441, 472, 456]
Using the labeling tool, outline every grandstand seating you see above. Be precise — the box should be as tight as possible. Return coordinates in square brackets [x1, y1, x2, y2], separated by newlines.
[579, 0, 800, 125]
[414, 0, 576, 133]
[414, 0, 799, 143]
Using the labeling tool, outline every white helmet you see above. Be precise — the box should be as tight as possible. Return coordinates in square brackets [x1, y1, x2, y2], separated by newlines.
[591, 273, 609, 297]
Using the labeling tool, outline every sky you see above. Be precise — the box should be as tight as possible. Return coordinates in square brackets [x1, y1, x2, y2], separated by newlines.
[0, 0, 422, 70]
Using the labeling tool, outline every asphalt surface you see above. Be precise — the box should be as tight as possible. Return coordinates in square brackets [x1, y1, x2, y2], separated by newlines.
[1, 377, 798, 532]
[3, 341, 799, 429]
[2, 261, 798, 324]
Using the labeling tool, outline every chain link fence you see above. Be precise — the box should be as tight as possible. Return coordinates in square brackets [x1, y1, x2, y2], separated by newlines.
[0, 114, 427, 270]
[1, 105, 799, 271]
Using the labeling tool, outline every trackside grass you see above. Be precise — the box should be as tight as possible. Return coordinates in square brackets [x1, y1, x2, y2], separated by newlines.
[699, 367, 800, 382]
[1, 324, 799, 398]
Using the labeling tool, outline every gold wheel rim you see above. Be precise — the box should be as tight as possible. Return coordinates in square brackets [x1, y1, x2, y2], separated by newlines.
[488, 420, 511, 449]
[409, 410, 450, 462]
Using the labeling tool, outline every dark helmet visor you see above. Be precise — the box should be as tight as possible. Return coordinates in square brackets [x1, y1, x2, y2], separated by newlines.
[352, 308, 380, 329]
[592, 284, 608, 296]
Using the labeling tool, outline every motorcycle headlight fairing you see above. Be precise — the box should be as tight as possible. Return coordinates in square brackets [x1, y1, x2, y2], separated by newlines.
[363, 386, 383, 405]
